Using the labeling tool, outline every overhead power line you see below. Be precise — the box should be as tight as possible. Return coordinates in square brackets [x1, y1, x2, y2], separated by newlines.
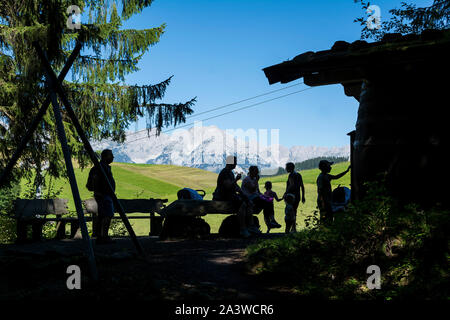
[122, 86, 314, 145]
[125, 81, 304, 137]
[185, 82, 304, 120]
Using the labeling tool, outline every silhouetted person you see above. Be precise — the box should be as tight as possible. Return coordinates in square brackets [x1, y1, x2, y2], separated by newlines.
[213, 156, 257, 238]
[284, 193, 296, 233]
[283, 162, 305, 232]
[263, 181, 282, 232]
[316, 160, 350, 226]
[91, 149, 116, 244]
[242, 166, 281, 233]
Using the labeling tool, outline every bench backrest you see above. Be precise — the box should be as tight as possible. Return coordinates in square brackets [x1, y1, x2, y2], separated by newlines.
[160, 200, 236, 217]
[83, 198, 167, 215]
[14, 199, 69, 219]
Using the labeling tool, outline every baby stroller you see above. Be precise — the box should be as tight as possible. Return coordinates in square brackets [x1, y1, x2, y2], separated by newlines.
[159, 188, 209, 240]
[177, 188, 206, 200]
[331, 185, 351, 213]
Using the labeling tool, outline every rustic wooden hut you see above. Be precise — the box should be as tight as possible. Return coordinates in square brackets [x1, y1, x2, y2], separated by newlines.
[263, 29, 450, 207]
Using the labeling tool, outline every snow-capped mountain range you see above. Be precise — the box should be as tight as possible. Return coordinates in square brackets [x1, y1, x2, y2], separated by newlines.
[91, 125, 350, 175]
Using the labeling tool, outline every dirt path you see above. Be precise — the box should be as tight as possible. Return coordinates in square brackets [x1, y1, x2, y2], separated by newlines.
[0, 234, 295, 300]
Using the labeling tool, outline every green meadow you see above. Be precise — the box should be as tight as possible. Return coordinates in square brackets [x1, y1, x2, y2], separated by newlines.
[20, 162, 350, 235]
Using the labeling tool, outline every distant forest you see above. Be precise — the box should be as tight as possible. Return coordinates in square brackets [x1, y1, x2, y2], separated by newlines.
[266, 156, 349, 176]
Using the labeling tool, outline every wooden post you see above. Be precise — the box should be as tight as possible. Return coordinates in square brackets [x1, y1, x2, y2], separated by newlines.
[33, 42, 145, 258]
[149, 212, 163, 236]
[347, 130, 356, 202]
[16, 221, 28, 243]
[55, 215, 66, 240]
[47, 74, 98, 281]
[31, 221, 44, 242]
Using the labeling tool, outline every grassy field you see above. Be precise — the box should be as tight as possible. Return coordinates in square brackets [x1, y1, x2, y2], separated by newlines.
[21, 161, 350, 235]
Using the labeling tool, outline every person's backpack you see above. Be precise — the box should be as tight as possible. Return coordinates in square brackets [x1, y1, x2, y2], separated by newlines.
[86, 166, 97, 192]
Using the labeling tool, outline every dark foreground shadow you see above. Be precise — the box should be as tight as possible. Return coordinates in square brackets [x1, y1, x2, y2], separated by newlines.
[0, 234, 297, 300]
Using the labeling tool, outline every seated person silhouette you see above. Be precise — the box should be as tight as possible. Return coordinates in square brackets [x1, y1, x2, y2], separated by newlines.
[241, 166, 281, 233]
[212, 156, 259, 238]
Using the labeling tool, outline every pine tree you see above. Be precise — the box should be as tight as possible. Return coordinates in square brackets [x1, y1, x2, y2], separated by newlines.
[0, 0, 195, 189]
[354, 0, 450, 40]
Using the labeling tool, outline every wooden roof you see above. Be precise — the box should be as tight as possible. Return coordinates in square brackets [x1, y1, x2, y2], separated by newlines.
[263, 29, 450, 101]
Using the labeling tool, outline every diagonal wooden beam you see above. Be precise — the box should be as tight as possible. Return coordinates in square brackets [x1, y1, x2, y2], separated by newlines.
[0, 42, 82, 188]
[47, 72, 98, 281]
[33, 42, 146, 258]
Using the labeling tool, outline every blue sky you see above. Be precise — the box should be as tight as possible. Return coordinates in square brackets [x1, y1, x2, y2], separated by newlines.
[109, 0, 431, 148]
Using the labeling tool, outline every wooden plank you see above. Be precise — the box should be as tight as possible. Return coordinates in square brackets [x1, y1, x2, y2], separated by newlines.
[14, 199, 69, 219]
[160, 200, 236, 217]
[45, 215, 151, 221]
[111, 216, 153, 219]
[68, 214, 152, 239]
[117, 199, 166, 213]
[83, 198, 167, 214]
[43, 217, 89, 222]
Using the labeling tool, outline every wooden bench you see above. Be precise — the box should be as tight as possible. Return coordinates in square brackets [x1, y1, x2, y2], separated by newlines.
[12, 198, 167, 243]
[82, 198, 167, 237]
[13, 198, 71, 243]
[158, 200, 244, 239]
[159, 199, 236, 217]
[159, 199, 270, 238]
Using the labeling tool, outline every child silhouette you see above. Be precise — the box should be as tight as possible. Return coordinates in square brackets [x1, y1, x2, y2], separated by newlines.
[284, 193, 297, 233]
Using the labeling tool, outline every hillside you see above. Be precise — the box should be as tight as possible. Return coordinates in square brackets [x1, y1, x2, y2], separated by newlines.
[21, 162, 350, 235]
[265, 156, 349, 176]
[260, 161, 351, 186]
